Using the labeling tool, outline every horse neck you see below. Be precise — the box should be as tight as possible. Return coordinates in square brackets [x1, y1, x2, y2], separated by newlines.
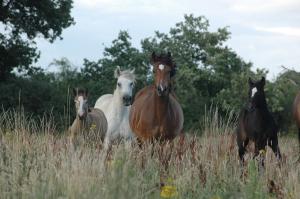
[112, 88, 127, 117]
[74, 115, 88, 132]
[253, 93, 269, 111]
[259, 94, 268, 108]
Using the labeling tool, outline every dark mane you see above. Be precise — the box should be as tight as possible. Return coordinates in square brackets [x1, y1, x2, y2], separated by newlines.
[151, 52, 177, 78]
[151, 52, 176, 69]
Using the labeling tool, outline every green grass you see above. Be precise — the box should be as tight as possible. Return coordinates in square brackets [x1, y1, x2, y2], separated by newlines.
[0, 110, 299, 199]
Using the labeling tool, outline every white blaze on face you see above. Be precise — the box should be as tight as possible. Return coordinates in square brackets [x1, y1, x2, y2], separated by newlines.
[251, 87, 258, 98]
[77, 96, 85, 117]
[158, 64, 165, 71]
[160, 80, 164, 91]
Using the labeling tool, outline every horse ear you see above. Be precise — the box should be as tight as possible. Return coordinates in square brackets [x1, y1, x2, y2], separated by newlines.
[72, 88, 77, 96]
[114, 66, 121, 78]
[248, 77, 254, 86]
[85, 88, 89, 96]
[167, 51, 172, 58]
[261, 77, 266, 86]
[170, 64, 176, 77]
[151, 52, 156, 64]
[130, 68, 135, 74]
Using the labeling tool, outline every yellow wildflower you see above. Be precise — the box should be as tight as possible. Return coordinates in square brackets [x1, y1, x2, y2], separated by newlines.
[160, 185, 178, 198]
[259, 149, 266, 155]
[90, 124, 97, 131]
[211, 195, 221, 199]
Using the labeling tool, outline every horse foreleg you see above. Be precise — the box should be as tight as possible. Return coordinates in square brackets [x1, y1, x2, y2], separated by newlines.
[269, 137, 281, 162]
[254, 141, 266, 174]
[298, 128, 300, 156]
[103, 134, 114, 160]
[238, 138, 249, 167]
[238, 141, 247, 179]
[176, 132, 185, 161]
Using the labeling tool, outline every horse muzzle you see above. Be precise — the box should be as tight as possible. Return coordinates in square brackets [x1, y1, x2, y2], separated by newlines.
[78, 114, 86, 120]
[123, 95, 132, 106]
[156, 85, 169, 97]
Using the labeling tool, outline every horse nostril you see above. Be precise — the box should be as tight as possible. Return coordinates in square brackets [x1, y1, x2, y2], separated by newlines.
[157, 86, 162, 92]
[123, 96, 131, 102]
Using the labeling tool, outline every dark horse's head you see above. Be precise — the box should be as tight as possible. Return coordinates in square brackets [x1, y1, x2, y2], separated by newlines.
[248, 77, 267, 110]
[151, 52, 176, 97]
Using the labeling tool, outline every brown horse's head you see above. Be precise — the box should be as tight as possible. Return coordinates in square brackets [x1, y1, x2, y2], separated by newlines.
[151, 52, 176, 97]
[73, 87, 89, 120]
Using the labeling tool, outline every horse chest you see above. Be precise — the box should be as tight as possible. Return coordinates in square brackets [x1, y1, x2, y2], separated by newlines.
[130, 88, 183, 141]
[244, 110, 275, 138]
[141, 106, 180, 138]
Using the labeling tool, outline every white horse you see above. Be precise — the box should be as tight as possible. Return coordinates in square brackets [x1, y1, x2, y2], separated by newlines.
[94, 66, 135, 148]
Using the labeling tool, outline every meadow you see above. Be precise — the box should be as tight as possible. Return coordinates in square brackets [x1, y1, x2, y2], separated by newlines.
[0, 109, 299, 199]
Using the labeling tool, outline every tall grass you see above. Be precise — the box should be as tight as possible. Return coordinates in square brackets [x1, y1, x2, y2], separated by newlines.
[0, 109, 299, 199]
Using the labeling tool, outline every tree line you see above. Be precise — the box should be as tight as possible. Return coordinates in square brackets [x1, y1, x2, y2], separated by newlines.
[0, 0, 299, 134]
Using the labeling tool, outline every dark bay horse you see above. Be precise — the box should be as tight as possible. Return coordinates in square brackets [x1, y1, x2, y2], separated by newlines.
[236, 77, 281, 166]
[292, 91, 300, 151]
[129, 52, 184, 142]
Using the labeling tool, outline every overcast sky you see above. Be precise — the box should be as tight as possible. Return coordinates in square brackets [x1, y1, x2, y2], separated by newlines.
[36, 0, 300, 80]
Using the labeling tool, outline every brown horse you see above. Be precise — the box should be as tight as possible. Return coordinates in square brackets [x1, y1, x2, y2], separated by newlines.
[69, 88, 108, 142]
[292, 91, 300, 151]
[129, 52, 184, 142]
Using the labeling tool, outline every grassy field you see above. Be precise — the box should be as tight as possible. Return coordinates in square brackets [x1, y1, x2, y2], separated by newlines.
[0, 110, 299, 199]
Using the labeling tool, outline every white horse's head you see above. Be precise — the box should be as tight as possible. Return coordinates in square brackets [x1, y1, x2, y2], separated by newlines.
[114, 66, 136, 106]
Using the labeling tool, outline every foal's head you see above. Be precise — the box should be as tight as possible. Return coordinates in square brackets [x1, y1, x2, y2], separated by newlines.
[248, 77, 266, 108]
[114, 66, 136, 106]
[151, 52, 176, 97]
[73, 88, 89, 120]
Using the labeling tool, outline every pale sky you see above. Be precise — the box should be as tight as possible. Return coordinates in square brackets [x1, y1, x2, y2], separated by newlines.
[36, 0, 300, 79]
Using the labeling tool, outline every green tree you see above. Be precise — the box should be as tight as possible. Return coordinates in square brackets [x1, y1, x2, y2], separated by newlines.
[82, 31, 148, 103]
[0, 0, 74, 81]
[266, 69, 300, 133]
[141, 14, 254, 128]
[81, 14, 262, 129]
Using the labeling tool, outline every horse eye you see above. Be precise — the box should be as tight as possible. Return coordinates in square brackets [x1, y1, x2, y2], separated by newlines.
[117, 82, 121, 87]
[130, 82, 133, 87]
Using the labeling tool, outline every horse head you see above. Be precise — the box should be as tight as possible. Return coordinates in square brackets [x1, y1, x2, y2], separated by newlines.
[151, 51, 176, 97]
[114, 66, 136, 106]
[248, 77, 266, 110]
[73, 87, 89, 120]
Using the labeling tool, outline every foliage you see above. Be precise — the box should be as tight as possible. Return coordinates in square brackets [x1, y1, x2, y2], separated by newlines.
[266, 70, 300, 133]
[0, 0, 74, 80]
[0, 13, 299, 133]
[81, 31, 148, 102]
[82, 15, 256, 129]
